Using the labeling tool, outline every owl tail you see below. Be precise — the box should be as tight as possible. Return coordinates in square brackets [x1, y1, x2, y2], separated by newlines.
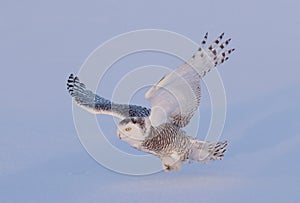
[188, 140, 227, 163]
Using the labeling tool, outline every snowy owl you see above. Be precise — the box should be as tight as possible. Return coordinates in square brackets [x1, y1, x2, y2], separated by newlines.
[67, 33, 234, 171]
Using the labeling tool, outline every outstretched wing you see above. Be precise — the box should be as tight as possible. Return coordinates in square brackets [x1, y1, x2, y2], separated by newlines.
[67, 74, 150, 119]
[145, 33, 234, 127]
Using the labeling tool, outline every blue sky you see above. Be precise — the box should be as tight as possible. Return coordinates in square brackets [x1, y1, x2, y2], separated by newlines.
[1, 0, 299, 202]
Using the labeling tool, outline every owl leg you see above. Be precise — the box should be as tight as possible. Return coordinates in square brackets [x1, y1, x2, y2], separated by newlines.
[161, 153, 182, 172]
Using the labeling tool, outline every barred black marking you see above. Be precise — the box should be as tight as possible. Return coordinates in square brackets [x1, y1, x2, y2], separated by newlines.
[201, 32, 208, 45]
[212, 49, 217, 55]
[211, 33, 225, 49]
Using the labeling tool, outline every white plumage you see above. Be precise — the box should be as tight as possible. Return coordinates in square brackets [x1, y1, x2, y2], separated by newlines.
[67, 33, 234, 171]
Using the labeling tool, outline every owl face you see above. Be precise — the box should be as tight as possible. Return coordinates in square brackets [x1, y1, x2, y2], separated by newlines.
[117, 117, 151, 148]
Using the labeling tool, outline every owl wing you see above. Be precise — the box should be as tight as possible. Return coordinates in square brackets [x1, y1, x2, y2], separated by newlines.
[67, 74, 150, 119]
[145, 33, 234, 127]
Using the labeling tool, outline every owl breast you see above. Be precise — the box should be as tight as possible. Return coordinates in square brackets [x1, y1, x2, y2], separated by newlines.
[141, 123, 191, 159]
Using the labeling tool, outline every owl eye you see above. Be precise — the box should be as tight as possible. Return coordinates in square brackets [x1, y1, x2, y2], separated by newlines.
[125, 127, 132, 132]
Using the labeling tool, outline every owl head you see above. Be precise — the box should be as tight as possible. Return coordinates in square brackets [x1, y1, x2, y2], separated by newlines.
[117, 117, 152, 149]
